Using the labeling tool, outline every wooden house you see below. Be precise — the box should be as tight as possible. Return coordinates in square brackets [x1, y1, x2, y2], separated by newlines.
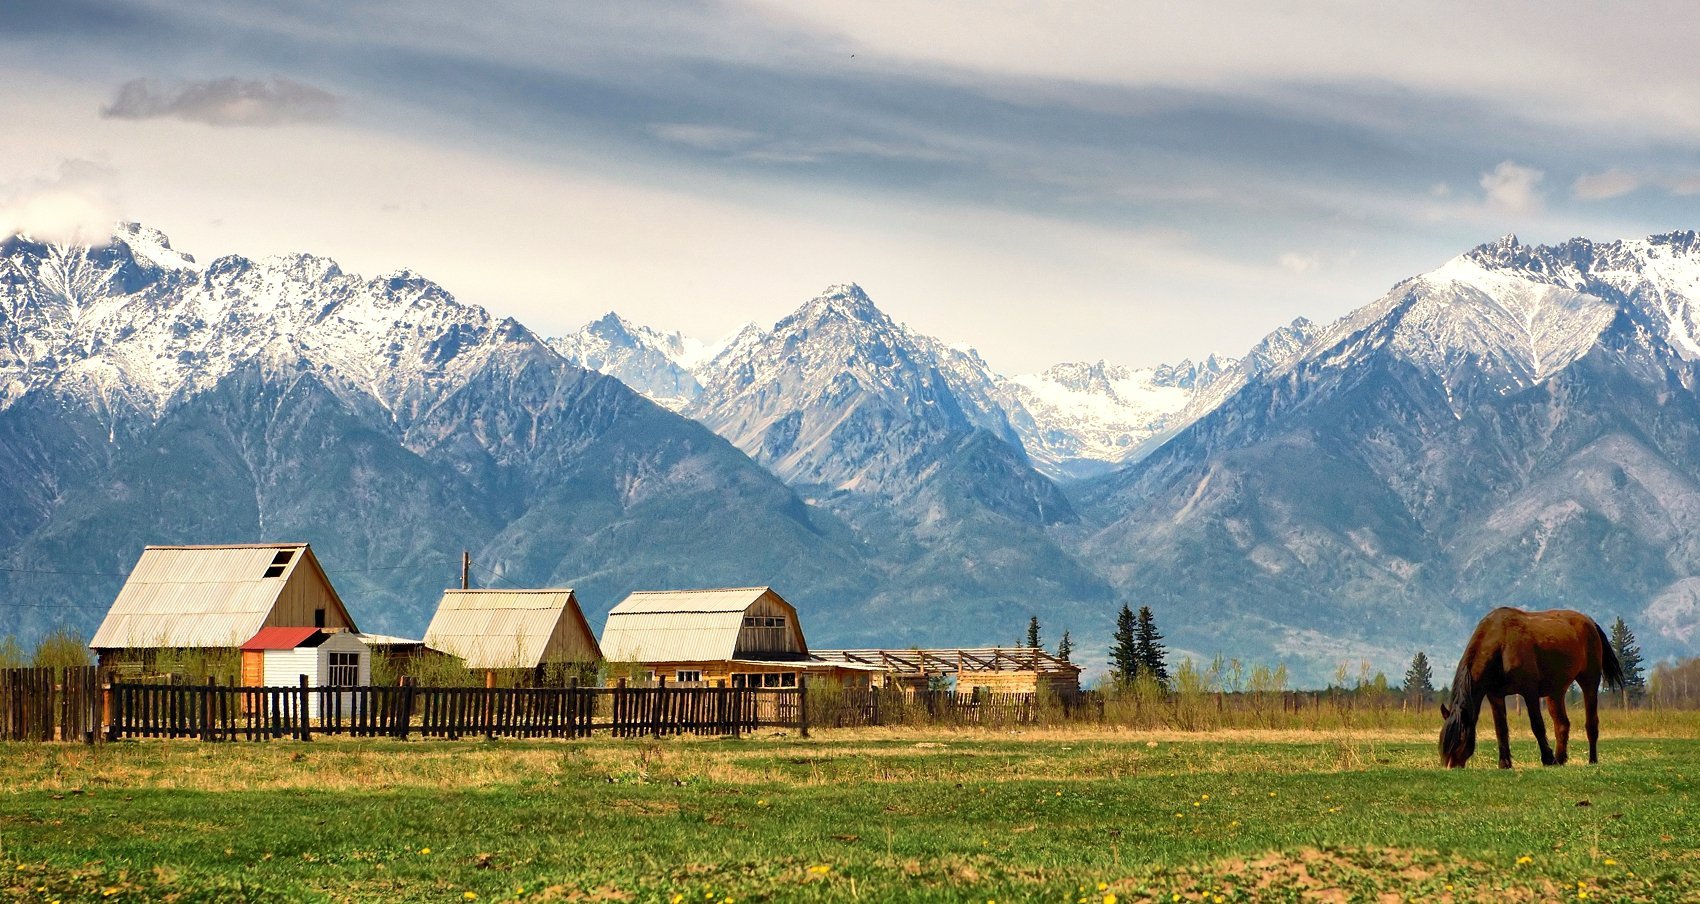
[422, 589, 601, 679]
[812, 647, 1083, 697]
[599, 587, 879, 687]
[89, 543, 357, 674]
[239, 626, 370, 717]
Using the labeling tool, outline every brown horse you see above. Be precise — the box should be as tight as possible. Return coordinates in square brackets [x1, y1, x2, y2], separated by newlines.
[1440, 607, 1625, 768]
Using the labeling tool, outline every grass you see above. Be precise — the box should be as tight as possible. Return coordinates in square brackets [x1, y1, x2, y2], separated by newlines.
[2, 723, 1697, 902]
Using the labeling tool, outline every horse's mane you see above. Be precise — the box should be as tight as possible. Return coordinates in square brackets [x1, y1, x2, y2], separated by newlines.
[1594, 620, 1626, 691]
[1446, 654, 1473, 710]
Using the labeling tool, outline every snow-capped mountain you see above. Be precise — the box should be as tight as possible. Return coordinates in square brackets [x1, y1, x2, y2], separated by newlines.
[1077, 232, 1700, 676]
[689, 283, 1027, 491]
[549, 312, 730, 412]
[0, 225, 873, 643]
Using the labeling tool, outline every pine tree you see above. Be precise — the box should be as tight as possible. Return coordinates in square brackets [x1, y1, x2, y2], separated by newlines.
[1133, 605, 1169, 687]
[1056, 631, 1073, 662]
[1110, 605, 1139, 684]
[1403, 651, 1435, 705]
[1026, 616, 1042, 650]
[1610, 616, 1646, 696]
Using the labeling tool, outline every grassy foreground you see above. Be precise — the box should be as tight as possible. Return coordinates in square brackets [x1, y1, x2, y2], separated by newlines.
[2, 725, 1697, 902]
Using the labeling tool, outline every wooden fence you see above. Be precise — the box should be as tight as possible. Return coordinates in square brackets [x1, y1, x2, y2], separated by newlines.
[1, 666, 100, 742]
[104, 677, 809, 742]
[812, 686, 1073, 728]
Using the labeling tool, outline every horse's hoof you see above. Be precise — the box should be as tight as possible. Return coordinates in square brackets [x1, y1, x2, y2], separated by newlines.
[1499, 759, 1512, 769]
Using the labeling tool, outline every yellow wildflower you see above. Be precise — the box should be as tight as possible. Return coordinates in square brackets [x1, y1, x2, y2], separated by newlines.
[807, 865, 831, 875]
[1604, 858, 1617, 866]
[101, 890, 118, 899]
[1103, 895, 1117, 904]
[671, 896, 683, 904]
[1201, 794, 1209, 800]
[1516, 855, 1533, 865]
[463, 893, 478, 901]
[1097, 882, 1108, 891]
[1268, 791, 1277, 797]
[420, 848, 432, 856]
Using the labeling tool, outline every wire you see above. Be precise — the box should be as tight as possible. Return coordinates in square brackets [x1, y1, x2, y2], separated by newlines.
[471, 562, 527, 590]
[320, 559, 461, 574]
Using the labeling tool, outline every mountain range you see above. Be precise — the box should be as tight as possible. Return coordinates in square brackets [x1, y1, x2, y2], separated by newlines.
[4, 223, 1699, 682]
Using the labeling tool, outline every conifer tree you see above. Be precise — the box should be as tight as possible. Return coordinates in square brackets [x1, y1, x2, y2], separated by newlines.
[1026, 616, 1043, 650]
[1133, 605, 1169, 687]
[1404, 651, 1435, 704]
[1110, 605, 1139, 684]
[1057, 631, 1073, 662]
[1610, 616, 1646, 696]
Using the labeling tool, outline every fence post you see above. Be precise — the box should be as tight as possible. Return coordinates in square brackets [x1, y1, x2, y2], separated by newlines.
[202, 677, 215, 743]
[653, 675, 666, 739]
[298, 674, 312, 742]
[799, 675, 810, 738]
[398, 676, 416, 740]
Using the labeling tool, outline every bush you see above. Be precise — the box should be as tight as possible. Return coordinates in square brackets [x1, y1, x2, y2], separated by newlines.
[32, 627, 92, 677]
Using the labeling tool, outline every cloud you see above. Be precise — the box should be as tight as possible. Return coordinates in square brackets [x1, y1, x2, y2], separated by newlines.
[0, 159, 122, 244]
[1572, 169, 1640, 201]
[1278, 252, 1319, 275]
[1479, 161, 1545, 214]
[101, 77, 340, 127]
[1669, 173, 1700, 196]
[649, 123, 764, 152]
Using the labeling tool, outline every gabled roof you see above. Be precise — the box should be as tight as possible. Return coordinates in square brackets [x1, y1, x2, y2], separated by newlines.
[600, 587, 804, 663]
[242, 626, 328, 651]
[423, 589, 600, 669]
[90, 543, 354, 650]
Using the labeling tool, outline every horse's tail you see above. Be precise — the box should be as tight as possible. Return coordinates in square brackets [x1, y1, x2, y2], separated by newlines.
[1594, 620, 1626, 691]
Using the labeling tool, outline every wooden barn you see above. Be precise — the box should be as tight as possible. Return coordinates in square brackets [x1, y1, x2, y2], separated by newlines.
[89, 543, 357, 674]
[599, 587, 879, 687]
[422, 589, 601, 679]
[812, 647, 1083, 697]
[239, 626, 370, 717]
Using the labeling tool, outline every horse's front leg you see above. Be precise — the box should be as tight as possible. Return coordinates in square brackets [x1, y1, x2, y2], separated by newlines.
[1525, 694, 1555, 765]
[1545, 695, 1571, 765]
[1489, 695, 1512, 768]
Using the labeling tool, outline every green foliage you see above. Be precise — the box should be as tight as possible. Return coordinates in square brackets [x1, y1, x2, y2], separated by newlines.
[1134, 605, 1169, 687]
[151, 647, 241, 684]
[1404, 650, 1436, 699]
[30, 626, 91, 677]
[0, 635, 24, 669]
[1056, 631, 1072, 663]
[1611, 616, 1647, 694]
[1109, 604, 1139, 684]
[1025, 615, 1042, 650]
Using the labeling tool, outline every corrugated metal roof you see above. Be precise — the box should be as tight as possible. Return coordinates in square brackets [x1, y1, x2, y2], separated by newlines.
[601, 587, 801, 663]
[423, 589, 597, 669]
[608, 587, 772, 614]
[89, 544, 328, 650]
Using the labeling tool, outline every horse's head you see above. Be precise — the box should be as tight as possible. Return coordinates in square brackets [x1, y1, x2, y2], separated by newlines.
[1438, 701, 1476, 768]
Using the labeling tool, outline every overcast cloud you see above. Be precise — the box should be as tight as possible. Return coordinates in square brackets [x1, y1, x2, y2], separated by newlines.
[2, 1, 1697, 371]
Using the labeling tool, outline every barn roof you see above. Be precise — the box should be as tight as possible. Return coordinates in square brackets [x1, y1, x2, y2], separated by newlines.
[423, 589, 600, 669]
[600, 587, 803, 663]
[89, 543, 353, 650]
[241, 626, 328, 651]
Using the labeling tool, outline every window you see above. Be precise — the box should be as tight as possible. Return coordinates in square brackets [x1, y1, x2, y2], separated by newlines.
[742, 615, 786, 629]
[313, 608, 326, 628]
[675, 670, 702, 683]
[262, 549, 293, 579]
[328, 652, 359, 686]
[779, 673, 796, 687]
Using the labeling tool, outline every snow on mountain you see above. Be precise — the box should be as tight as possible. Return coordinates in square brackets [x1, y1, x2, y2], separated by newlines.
[549, 312, 712, 411]
[0, 225, 549, 429]
[689, 283, 1025, 490]
[1000, 360, 1212, 478]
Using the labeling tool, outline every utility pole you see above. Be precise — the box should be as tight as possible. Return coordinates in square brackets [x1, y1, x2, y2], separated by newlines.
[461, 550, 470, 590]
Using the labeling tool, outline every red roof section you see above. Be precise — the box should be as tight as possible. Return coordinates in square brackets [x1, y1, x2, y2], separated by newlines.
[240, 626, 325, 651]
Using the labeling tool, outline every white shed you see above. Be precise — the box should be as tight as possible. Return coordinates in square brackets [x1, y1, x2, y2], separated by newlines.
[239, 627, 370, 718]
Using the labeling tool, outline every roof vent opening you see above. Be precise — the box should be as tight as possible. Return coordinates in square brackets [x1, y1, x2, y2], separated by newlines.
[262, 549, 294, 579]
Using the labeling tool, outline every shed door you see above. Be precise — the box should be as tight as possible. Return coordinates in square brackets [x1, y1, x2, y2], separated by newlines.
[241, 650, 265, 687]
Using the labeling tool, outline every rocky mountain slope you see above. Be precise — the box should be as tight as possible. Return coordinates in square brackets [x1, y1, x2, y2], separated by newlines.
[1073, 233, 1700, 675]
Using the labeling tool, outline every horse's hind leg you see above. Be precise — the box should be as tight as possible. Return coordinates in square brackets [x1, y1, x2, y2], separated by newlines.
[1546, 695, 1571, 765]
[1524, 694, 1556, 766]
[1489, 695, 1512, 768]
[1582, 680, 1601, 764]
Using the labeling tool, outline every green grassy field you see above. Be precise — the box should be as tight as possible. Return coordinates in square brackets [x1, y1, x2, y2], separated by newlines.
[2, 726, 1696, 902]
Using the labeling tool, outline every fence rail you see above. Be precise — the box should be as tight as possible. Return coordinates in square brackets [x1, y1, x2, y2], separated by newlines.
[103, 679, 811, 742]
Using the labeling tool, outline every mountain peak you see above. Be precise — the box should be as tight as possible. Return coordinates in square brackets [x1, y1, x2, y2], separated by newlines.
[799, 283, 883, 324]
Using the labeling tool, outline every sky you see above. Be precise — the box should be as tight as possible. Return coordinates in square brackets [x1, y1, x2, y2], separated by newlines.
[3, 1, 1698, 374]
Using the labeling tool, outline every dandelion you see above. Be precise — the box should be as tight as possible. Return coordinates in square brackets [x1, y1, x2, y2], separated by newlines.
[1103, 895, 1117, 904]
[420, 848, 432, 856]
[1268, 791, 1277, 797]
[1604, 859, 1617, 866]
[1097, 883, 1108, 891]
[101, 890, 118, 899]
[1201, 794, 1209, 800]
[1516, 855, 1533, 866]
[463, 893, 478, 901]
[672, 896, 684, 904]
[1193, 802, 1201, 808]
[807, 865, 831, 875]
